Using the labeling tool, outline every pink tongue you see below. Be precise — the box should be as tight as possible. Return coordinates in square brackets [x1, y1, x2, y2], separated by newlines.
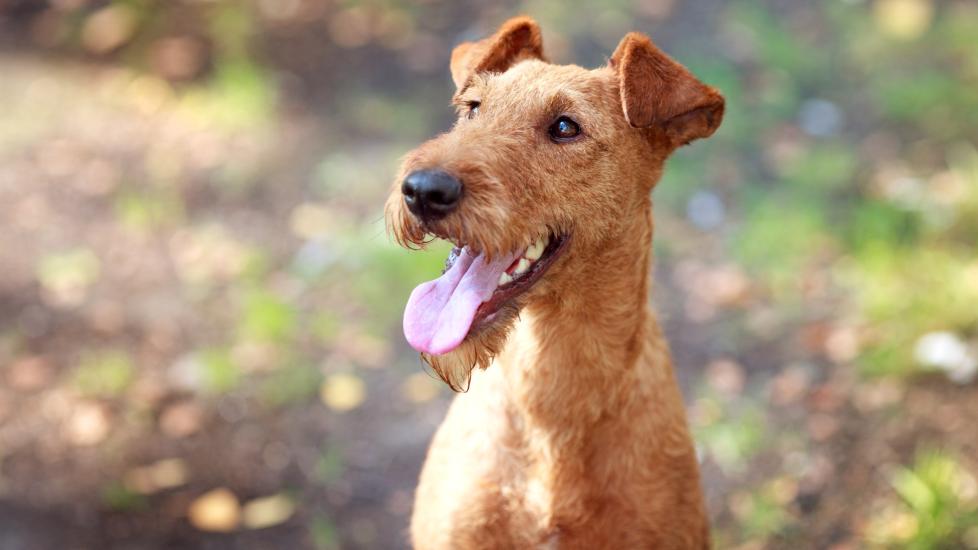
[403, 247, 519, 355]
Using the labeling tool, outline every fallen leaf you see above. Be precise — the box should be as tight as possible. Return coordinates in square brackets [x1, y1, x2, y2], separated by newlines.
[37, 248, 101, 308]
[328, 7, 371, 48]
[124, 458, 189, 494]
[289, 202, 335, 240]
[66, 402, 110, 446]
[81, 4, 138, 54]
[242, 493, 295, 529]
[402, 372, 440, 404]
[7, 356, 54, 391]
[704, 359, 745, 397]
[188, 488, 240, 532]
[768, 365, 812, 407]
[825, 325, 861, 363]
[160, 400, 204, 438]
[874, 0, 933, 40]
[150, 36, 208, 80]
[320, 373, 365, 412]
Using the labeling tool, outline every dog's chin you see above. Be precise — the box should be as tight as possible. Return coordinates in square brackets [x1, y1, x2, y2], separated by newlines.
[409, 231, 571, 391]
[421, 304, 520, 392]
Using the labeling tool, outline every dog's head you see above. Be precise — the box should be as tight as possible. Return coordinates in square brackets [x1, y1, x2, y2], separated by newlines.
[386, 16, 724, 389]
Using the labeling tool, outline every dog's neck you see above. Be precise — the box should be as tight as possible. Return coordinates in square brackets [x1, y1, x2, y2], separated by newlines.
[492, 195, 694, 525]
[498, 196, 669, 432]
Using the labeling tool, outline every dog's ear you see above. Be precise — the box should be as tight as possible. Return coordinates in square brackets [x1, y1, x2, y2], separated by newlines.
[450, 16, 546, 89]
[609, 32, 724, 146]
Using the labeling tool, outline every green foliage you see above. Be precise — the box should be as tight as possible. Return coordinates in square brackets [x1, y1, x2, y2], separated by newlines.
[655, 150, 710, 210]
[735, 488, 792, 540]
[114, 186, 184, 230]
[349, 236, 454, 329]
[778, 143, 858, 193]
[208, 1, 254, 59]
[261, 365, 323, 407]
[200, 348, 240, 393]
[73, 349, 135, 397]
[733, 192, 831, 292]
[178, 58, 275, 129]
[872, 451, 978, 549]
[694, 397, 766, 473]
[727, 1, 825, 83]
[846, 200, 921, 252]
[315, 447, 345, 485]
[311, 311, 341, 345]
[310, 515, 341, 550]
[840, 237, 978, 378]
[101, 481, 148, 511]
[858, 341, 907, 379]
[36, 249, 101, 293]
[238, 289, 298, 344]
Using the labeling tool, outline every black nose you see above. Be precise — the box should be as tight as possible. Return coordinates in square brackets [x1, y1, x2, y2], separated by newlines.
[401, 169, 463, 221]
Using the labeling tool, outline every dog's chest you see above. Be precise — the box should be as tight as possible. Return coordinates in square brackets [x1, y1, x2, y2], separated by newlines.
[492, 429, 611, 548]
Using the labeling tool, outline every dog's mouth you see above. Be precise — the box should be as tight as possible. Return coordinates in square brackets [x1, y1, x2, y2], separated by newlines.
[402, 232, 570, 356]
[455, 233, 569, 329]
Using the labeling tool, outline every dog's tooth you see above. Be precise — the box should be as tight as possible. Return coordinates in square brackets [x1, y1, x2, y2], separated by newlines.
[525, 239, 545, 261]
[498, 272, 513, 286]
[514, 258, 531, 275]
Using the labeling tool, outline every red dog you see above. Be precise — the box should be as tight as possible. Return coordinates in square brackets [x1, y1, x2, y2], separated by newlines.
[387, 16, 724, 549]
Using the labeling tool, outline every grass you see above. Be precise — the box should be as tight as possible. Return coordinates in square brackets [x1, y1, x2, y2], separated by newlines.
[868, 450, 978, 549]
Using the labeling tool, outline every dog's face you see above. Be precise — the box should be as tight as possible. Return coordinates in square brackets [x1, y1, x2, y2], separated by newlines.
[386, 17, 724, 389]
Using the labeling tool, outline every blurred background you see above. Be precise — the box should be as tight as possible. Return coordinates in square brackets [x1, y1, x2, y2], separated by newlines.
[0, 0, 976, 548]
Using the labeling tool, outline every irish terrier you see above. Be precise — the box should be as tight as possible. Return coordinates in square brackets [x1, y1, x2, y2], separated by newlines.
[386, 16, 724, 549]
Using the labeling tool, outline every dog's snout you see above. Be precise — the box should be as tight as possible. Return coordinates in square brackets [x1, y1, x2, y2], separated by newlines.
[402, 169, 463, 221]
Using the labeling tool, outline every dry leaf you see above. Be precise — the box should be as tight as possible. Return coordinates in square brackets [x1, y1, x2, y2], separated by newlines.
[160, 400, 204, 438]
[242, 493, 295, 529]
[402, 372, 440, 404]
[124, 458, 189, 494]
[7, 356, 54, 391]
[81, 5, 138, 54]
[874, 0, 933, 40]
[320, 373, 365, 412]
[289, 202, 335, 240]
[188, 488, 240, 532]
[66, 402, 110, 446]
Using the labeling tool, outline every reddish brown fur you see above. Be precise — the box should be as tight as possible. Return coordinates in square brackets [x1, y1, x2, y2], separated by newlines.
[386, 16, 724, 549]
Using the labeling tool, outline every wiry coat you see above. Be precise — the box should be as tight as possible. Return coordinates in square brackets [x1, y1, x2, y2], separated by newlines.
[386, 16, 724, 549]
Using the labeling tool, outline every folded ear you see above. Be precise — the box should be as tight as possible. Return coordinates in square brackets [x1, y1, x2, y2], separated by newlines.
[609, 32, 724, 146]
[450, 16, 546, 89]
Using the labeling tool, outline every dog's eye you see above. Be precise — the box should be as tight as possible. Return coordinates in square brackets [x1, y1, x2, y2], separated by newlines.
[466, 101, 480, 119]
[548, 116, 581, 142]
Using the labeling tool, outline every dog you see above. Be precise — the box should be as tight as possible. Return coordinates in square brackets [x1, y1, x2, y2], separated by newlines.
[386, 16, 724, 549]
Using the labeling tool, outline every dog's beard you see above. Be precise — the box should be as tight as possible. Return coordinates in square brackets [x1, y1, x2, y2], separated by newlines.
[421, 304, 520, 391]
